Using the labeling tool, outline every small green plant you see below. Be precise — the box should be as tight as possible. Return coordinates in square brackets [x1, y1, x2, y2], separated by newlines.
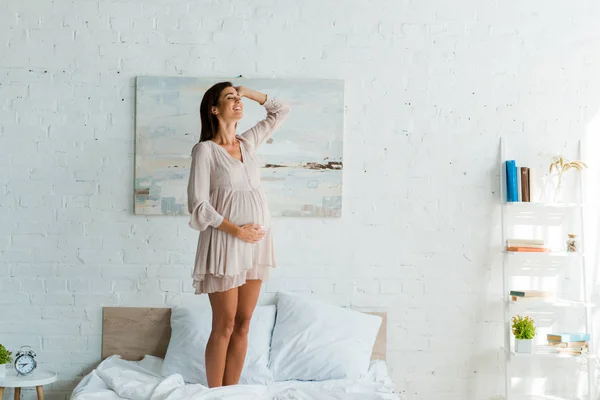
[512, 315, 536, 340]
[0, 344, 12, 365]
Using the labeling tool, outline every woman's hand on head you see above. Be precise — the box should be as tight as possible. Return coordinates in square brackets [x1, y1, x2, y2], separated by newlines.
[236, 224, 265, 243]
[233, 87, 267, 105]
[234, 86, 247, 98]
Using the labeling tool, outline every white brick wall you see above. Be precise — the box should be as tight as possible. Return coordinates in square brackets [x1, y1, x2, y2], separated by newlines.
[2, 1, 600, 399]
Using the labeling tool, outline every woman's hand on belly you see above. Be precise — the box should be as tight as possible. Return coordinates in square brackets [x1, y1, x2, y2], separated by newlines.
[213, 217, 265, 243]
[236, 224, 266, 243]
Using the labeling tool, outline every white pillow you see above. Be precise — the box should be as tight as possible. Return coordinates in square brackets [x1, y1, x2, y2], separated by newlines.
[160, 304, 276, 385]
[269, 293, 382, 381]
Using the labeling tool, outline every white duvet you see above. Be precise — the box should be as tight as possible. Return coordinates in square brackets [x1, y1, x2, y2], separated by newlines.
[70, 355, 403, 400]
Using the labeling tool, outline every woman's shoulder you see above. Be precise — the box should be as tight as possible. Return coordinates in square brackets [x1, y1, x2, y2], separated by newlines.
[191, 141, 212, 155]
[191, 142, 216, 164]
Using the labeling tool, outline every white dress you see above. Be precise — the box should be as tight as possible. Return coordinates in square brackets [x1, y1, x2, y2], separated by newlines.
[187, 97, 291, 294]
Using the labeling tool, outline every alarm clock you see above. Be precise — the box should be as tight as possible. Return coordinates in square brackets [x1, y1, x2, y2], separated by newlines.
[14, 345, 37, 376]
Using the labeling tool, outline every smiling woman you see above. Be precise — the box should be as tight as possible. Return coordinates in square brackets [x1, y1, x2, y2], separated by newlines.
[187, 81, 290, 388]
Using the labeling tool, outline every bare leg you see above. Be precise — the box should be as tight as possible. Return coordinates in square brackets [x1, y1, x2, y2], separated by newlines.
[223, 279, 262, 386]
[206, 287, 238, 388]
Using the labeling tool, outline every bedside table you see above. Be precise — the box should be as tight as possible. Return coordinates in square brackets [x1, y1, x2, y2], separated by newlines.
[0, 370, 57, 399]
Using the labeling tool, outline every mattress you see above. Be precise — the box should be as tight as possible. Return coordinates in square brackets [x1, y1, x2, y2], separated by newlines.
[70, 354, 403, 400]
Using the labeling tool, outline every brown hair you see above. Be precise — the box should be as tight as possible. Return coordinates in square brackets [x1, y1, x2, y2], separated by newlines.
[199, 81, 233, 142]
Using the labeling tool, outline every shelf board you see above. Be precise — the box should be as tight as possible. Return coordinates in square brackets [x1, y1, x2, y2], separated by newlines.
[511, 395, 582, 400]
[507, 267, 562, 277]
[510, 346, 596, 360]
[509, 298, 595, 308]
[505, 251, 584, 258]
[504, 202, 583, 208]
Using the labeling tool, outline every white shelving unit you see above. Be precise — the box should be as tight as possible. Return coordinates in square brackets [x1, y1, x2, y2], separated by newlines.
[500, 138, 595, 400]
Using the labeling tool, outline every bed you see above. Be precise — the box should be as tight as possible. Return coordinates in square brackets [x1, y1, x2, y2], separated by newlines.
[70, 304, 403, 400]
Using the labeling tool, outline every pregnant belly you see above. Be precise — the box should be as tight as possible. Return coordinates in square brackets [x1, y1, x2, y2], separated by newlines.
[215, 189, 271, 228]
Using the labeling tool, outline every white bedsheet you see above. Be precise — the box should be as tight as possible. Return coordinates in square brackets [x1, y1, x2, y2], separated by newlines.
[70, 355, 403, 400]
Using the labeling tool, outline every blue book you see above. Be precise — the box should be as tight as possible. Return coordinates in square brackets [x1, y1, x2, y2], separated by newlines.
[547, 333, 591, 342]
[505, 160, 518, 202]
[510, 161, 519, 201]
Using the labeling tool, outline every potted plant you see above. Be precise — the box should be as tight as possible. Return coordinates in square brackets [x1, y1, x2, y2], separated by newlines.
[512, 315, 536, 353]
[0, 344, 12, 379]
[547, 156, 588, 203]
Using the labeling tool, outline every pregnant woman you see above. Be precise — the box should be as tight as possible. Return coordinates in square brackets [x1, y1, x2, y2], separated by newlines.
[187, 82, 290, 387]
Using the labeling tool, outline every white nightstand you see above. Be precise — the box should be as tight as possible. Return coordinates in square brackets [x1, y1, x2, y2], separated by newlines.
[0, 370, 57, 399]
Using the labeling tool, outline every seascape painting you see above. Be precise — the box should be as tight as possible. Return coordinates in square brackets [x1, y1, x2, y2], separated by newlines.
[134, 77, 344, 217]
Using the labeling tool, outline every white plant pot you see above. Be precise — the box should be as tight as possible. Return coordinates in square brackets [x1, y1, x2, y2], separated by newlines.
[515, 338, 533, 353]
[0, 363, 6, 379]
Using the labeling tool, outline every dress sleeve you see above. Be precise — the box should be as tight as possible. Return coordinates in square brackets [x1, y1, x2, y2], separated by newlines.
[241, 97, 291, 150]
[187, 143, 224, 231]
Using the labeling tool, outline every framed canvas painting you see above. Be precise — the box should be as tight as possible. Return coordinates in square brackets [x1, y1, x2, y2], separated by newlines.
[134, 77, 344, 217]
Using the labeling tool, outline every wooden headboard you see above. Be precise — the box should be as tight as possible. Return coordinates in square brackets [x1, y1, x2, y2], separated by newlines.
[102, 307, 387, 361]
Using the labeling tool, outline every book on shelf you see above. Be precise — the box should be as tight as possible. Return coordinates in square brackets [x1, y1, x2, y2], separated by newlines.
[506, 246, 551, 252]
[506, 238, 548, 252]
[536, 343, 589, 355]
[529, 168, 539, 201]
[547, 333, 591, 342]
[552, 345, 588, 353]
[507, 243, 547, 249]
[504, 160, 532, 203]
[548, 341, 589, 354]
[510, 290, 552, 298]
[556, 348, 588, 355]
[520, 167, 530, 202]
[506, 238, 545, 246]
[506, 240, 546, 249]
[511, 296, 554, 302]
[505, 160, 519, 202]
[548, 340, 589, 348]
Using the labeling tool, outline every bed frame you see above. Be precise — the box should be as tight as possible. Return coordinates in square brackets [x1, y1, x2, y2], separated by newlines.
[101, 307, 387, 361]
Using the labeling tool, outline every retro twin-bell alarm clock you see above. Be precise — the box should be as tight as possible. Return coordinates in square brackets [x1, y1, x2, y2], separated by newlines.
[14, 345, 37, 376]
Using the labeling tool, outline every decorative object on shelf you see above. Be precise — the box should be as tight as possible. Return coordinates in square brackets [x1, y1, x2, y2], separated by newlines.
[0, 343, 12, 379]
[14, 345, 37, 376]
[566, 233, 579, 253]
[512, 315, 536, 353]
[547, 156, 588, 203]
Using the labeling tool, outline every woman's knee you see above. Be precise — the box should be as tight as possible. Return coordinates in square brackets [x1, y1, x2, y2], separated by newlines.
[212, 315, 235, 339]
[233, 315, 252, 336]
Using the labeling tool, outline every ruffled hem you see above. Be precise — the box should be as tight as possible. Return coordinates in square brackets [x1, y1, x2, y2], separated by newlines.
[194, 263, 272, 294]
[194, 223, 275, 277]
